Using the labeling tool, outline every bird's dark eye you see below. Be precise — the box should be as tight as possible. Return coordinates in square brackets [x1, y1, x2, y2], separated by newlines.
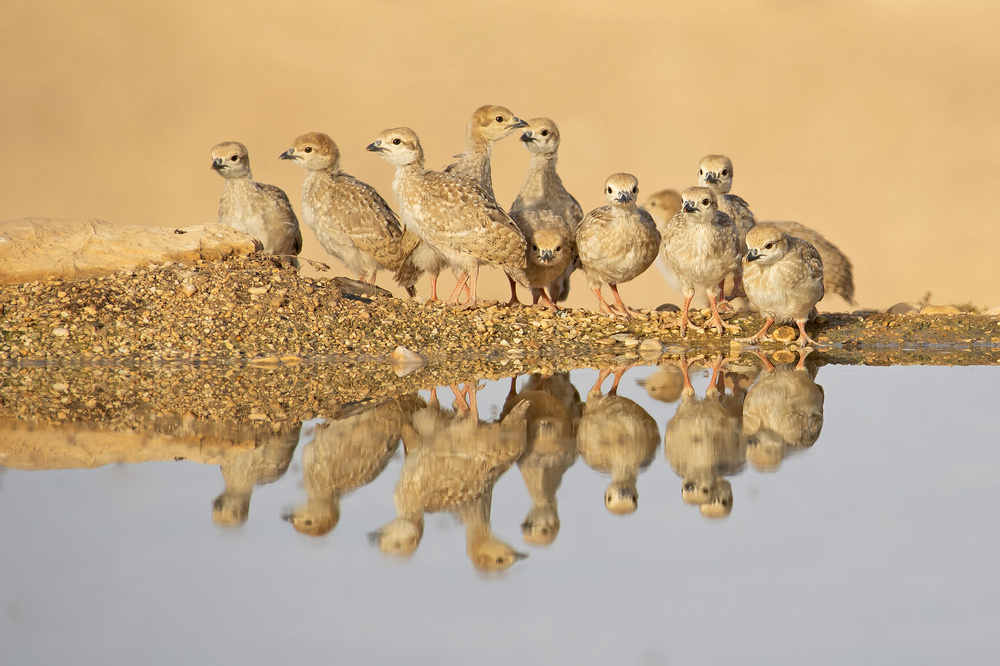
[304, 146, 312, 153]
[495, 115, 504, 122]
[304, 519, 312, 525]
[607, 186, 613, 194]
[721, 169, 729, 176]
[555, 245, 562, 251]
[632, 186, 638, 194]
[764, 242, 774, 249]
[702, 198, 709, 205]
[392, 138, 401, 145]
[532, 244, 538, 251]
[230, 155, 239, 161]
[699, 168, 704, 175]
[495, 557, 504, 564]
[540, 129, 549, 136]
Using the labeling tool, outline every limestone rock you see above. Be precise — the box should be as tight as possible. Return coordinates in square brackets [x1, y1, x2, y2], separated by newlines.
[0, 218, 263, 284]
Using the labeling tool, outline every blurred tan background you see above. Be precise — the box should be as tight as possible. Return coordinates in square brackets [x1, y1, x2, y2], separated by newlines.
[3, 0, 998, 311]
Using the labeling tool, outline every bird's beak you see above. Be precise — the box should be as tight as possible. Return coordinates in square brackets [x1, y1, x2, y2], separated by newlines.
[366, 529, 383, 544]
[280, 511, 294, 522]
[510, 117, 528, 130]
[682, 201, 697, 213]
[520, 131, 535, 143]
[539, 249, 554, 262]
[746, 249, 760, 262]
[616, 192, 631, 204]
[279, 148, 297, 161]
[366, 141, 385, 153]
[512, 550, 529, 561]
[211, 158, 225, 171]
[704, 172, 719, 184]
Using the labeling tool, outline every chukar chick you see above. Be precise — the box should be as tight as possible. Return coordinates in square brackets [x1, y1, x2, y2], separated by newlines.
[509, 209, 573, 310]
[576, 173, 661, 318]
[366, 127, 528, 307]
[511, 118, 584, 303]
[280, 132, 406, 288]
[662, 187, 742, 336]
[212, 141, 302, 266]
[740, 224, 825, 347]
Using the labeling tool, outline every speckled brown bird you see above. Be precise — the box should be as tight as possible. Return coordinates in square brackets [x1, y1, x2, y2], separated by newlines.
[661, 187, 742, 335]
[740, 224, 826, 347]
[577, 173, 661, 318]
[699, 154, 855, 304]
[212, 141, 302, 266]
[444, 104, 527, 200]
[366, 127, 527, 307]
[743, 350, 825, 472]
[577, 365, 660, 515]
[510, 118, 584, 303]
[280, 132, 407, 290]
[368, 400, 529, 569]
[282, 400, 404, 537]
[508, 208, 573, 309]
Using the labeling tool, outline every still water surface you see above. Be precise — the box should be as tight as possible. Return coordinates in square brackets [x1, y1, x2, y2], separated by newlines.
[2, 357, 998, 664]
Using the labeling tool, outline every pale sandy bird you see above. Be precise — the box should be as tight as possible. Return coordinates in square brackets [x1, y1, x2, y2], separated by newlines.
[577, 173, 661, 318]
[279, 132, 408, 290]
[212, 141, 302, 265]
[366, 128, 528, 307]
[508, 209, 573, 309]
[662, 356, 745, 511]
[739, 224, 825, 347]
[662, 187, 742, 335]
[211, 423, 301, 527]
[282, 400, 404, 537]
[501, 376, 577, 546]
[699, 154, 855, 304]
[510, 118, 584, 303]
[636, 363, 686, 404]
[444, 104, 527, 200]
[743, 350, 824, 472]
[369, 400, 529, 569]
[577, 365, 659, 515]
[642, 188, 693, 305]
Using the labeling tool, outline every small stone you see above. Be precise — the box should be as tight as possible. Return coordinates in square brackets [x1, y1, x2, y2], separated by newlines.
[180, 284, 197, 297]
[772, 350, 797, 364]
[655, 303, 680, 313]
[52, 327, 69, 337]
[638, 338, 662, 353]
[52, 382, 69, 391]
[887, 302, 920, 315]
[772, 326, 797, 343]
[920, 305, 961, 315]
[390, 345, 425, 377]
[248, 286, 269, 295]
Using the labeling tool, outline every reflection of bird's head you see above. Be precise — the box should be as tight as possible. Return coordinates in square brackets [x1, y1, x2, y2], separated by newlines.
[470, 535, 528, 572]
[605, 482, 639, 515]
[365, 127, 423, 167]
[744, 225, 790, 266]
[368, 517, 423, 557]
[681, 475, 715, 505]
[282, 499, 340, 537]
[519, 117, 561, 156]
[521, 505, 561, 546]
[212, 492, 250, 526]
[637, 365, 685, 403]
[604, 172, 640, 207]
[280, 132, 340, 172]
[746, 429, 787, 472]
[680, 186, 718, 219]
[699, 479, 733, 519]
[698, 154, 735, 195]
[211, 141, 251, 179]
[470, 104, 528, 144]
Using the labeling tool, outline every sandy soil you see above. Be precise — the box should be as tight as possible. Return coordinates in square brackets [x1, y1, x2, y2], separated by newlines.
[2, 2, 1000, 312]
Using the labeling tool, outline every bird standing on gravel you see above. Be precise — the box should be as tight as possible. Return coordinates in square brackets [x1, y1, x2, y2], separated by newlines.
[211, 141, 302, 266]
[280, 132, 409, 291]
[661, 186, 742, 336]
[739, 224, 826, 347]
[576, 173, 660, 318]
[366, 127, 528, 308]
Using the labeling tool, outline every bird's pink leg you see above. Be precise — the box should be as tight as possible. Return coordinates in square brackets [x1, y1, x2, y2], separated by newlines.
[454, 266, 481, 309]
[671, 354, 696, 396]
[679, 291, 705, 337]
[608, 364, 631, 396]
[737, 316, 775, 344]
[750, 349, 776, 372]
[610, 284, 644, 318]
[535, 288, 559, 312]
[428, 274, 440, 302]
[794, 319, 825, 348]
[446, 272, 470, 306]
[592, 286, 617, 317]
[706, 291, 741, 334]
[506, 276, 523, 308]
[589, 366, 613, 396]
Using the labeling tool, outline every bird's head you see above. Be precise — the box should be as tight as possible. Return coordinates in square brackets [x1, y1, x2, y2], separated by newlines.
[211, 141, 251, 179]
[527, 225, 568, 267]
[470, 535, 528, 572]
[366, 127, 423, 167]
[698, 154, 735, 194]
[280, 132, 340, 172]
[212, 491, 250, 526]
[470, 104, 528, 144]
[519, 117, 561, 156]
[605, 481, 639, 515]
[699, 479, 734, 519]
[744, 224, 789, 266]
[680, 186, 718, 219]
[368, 517, 423, 557]
[281, 498, 340, 537]
[521, 505, 561, 546]
[604, 172, 640, 206]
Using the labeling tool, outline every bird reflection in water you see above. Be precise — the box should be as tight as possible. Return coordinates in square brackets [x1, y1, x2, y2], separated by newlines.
[500, 373, 580, 546]
[369, 384, 530, 571]
[212, 422, 302, 527]
[577, 365, 660, 515]
[662, 355, 745, 519]
[282, 398, 408, 537]
[742, 349, 824, 472]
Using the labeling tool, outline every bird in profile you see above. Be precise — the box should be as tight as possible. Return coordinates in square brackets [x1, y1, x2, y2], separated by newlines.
[367, 127, 527, 307]
[510, 118, 584, 303]
[661, 186, 742, 335]
[279, 132, 409, 292]
[577, 365, 660, 515]
[739, 224, 826, 347]
[282, 400, 404, 537]
[742, 349, 825, 473]
[577, 173, 661, 318]
[444, 104, 527, 200]
[699, 154, 855, 304]
[211, 141, 302, 266]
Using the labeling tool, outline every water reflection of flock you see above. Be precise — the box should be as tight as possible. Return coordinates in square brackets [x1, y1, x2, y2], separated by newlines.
[198, 351, 826, 570]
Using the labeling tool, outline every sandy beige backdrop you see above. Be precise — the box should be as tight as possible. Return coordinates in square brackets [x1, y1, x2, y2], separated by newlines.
[3, 1, 998, 310]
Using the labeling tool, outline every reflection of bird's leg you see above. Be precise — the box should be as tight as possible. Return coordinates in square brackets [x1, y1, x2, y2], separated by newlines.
[609, 284, 643, 318]
[506, 376, 518, 403]
[672, 355, 696, 396]
[795, 347, 813, 371]
[464, 382, 480, 417]
[794, 319, 824, 348]
[750, 349, 776, 372]
[589, 366, 613, 396]
[706, 290, 741, 334]
[608, 364, 631, 396]
[738, 316, 775, 344]
[591, 286, 618, 317]
[706, 354, 727, 397]
[450, 384, 470, 412]
[427, 387, 440, 408]
[679, 289, 705, 336]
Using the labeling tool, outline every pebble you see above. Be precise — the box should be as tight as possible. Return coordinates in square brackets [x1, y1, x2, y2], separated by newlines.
[52, 327, 69, 337]
[772, 326, 797, 343]
[920, 305, 961, 315]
